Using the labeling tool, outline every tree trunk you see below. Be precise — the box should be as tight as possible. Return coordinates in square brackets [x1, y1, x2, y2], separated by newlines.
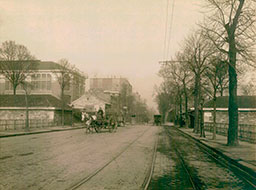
[179, 94, 183, 127]
[175, 98, 179, 125]
[227, 64, 239, 145]
[183, 81, 189, 128]
[200, 108, 205, 137]
[220, 84, 224, 96]
[227, 37, 239, 146]
[13, 84, 17, 95]
[212, 91, 217, 140]
[225, 0, 245, 146]
[25, 91, 29, 130]
[61, 89, 65, 126]
[185, 91, 189, 128]
[194, 75, 200, 133]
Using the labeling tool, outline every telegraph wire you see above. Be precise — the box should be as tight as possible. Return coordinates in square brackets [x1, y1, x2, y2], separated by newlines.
[166, 0, 176, 60]
[163, 0, 170, 62]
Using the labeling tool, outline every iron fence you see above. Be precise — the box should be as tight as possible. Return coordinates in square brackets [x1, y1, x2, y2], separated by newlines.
[204, 122, 256, 143]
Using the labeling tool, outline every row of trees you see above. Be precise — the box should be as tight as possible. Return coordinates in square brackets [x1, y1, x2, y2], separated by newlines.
[155, 0, 256, 146]
[0, 40, 80, 126]
[119, 83, 153, 123]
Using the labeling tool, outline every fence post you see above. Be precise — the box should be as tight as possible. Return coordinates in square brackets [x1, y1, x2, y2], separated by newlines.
[239, 124, 242, 139]
[5, 120, 8, 130]
[14, 120, 16, 130]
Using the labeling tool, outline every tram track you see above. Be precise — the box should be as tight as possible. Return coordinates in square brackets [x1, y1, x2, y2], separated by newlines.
[67, 126, 157, 190]
[165, 127, 201, 190]
[142, 132, 159, 190]
[173, 126, 256, 189]
[167, 126, 256, 189]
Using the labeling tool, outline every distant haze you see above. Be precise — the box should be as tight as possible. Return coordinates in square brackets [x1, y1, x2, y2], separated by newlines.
[0, 0, 204, 109]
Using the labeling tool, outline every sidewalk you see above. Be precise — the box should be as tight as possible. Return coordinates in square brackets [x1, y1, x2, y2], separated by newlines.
[0, 124, 84, 138]
[165, 122, 256, 173]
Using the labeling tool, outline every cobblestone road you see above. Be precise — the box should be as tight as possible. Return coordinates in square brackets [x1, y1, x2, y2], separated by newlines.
[0, 125, 159, 190]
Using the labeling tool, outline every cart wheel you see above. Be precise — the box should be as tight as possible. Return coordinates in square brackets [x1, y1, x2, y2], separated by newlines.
[95, 126, 99, 133]
[85, 126, 89, 133]
[109, 125, 113, 133]
[114, 122, 117, 132]
[96, 124, 103, 133]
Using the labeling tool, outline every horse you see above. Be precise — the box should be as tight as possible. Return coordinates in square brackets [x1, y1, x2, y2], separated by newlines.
[81, 111, 95, 133]
[82, 110, 117, 133]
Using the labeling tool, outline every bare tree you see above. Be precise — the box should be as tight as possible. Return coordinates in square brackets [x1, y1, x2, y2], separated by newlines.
[202, 0, 256, 146]
[240, 81, 256, 95]
[161, 58, 192, 127]
[0, 41, 37, 95]
[204, 55, 229, 139]
[183, 30, 214, 134]
[155, 81, 174, 123]
[158, 61, 183, 125]
[55, 59, 75, 126]
[174, 53, 193, 128]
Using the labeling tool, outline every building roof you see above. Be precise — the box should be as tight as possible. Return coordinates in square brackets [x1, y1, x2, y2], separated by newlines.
[204, 96, 256, 109]
[35, 61, 60, 70]
[72, 91, 111, 110]
[0, 95, 71, 109]
[0, 60, 86, 79]
[89, 89, 111, 103]
[0, 60, 59, 70]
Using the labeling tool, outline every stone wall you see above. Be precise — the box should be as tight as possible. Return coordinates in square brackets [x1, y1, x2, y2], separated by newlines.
[204, 110, 256, 125]
[0, 110, 54, 120]
[0, 109, 56, 130]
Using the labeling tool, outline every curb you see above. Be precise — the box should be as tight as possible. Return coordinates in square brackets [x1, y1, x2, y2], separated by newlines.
[0, 126, 84, 138]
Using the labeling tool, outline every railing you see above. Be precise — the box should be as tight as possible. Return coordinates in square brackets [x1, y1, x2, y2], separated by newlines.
[0, 119, 59, 131]
[204, 122, 256, 143]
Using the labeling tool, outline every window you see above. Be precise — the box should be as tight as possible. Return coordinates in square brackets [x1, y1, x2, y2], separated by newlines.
[31, 73, 52, 91]
[47, 74, 51, 90]
[5, 80, 11, 90]
[64, 74, 70, 90]
[5, 80, 22, 90]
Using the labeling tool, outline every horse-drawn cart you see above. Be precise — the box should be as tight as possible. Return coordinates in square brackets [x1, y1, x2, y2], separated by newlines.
[82, 108, 118, 133]
[154, 115, 162, 126]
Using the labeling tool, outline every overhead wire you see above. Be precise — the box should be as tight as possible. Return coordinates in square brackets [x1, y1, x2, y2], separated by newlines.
[166, 0, 176, 61]
[163, 0, 170, 62]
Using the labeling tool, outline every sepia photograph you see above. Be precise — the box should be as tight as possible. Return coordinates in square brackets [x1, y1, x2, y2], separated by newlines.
[0, 0, 255, 189]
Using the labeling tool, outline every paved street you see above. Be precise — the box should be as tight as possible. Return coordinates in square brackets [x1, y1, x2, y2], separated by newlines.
[0, 125, 159, 190]
[1, 124, 255, 190]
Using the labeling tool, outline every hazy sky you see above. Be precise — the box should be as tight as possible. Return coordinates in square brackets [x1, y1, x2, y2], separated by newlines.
[0, 0, 204, 109]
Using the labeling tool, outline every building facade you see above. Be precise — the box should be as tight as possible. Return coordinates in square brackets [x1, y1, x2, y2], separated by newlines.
[202, 96, 256, 143]
[0, 60, 86, 129]
[0, 60, 87, 102]
[203, 96, 256, 125]
[90, 77, 132, 95]
[72, 90, 111, 113]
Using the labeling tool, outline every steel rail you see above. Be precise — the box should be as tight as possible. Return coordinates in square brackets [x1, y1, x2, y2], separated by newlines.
[67, 126, 153, 190]
[172, 126, 256, 189]
[165, 127, 200, 190]
[142, 131, 159, 190]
